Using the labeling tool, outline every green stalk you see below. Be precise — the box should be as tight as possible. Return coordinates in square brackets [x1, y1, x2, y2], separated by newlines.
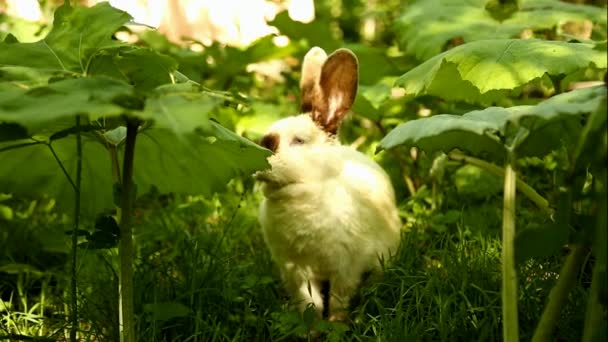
[118, 120, 139, 342]
[432, 180, 438, 210]
[69, 115, 83, 341]
[532, 245, 588, 342]
[582, 180, 607, 342]
[375, 120, 417, 196]
[430, 153, 447, 211]
[110, 146, 122, 186]
[48, 144, 77, 192]
[0, 141, 43, 153]
[449, 152, 553, 217]
[531, 173, 583, 341]
[502, 150, 519, 342]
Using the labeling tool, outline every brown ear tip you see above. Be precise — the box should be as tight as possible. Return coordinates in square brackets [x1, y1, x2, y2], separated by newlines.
[329, 48, 358, 64]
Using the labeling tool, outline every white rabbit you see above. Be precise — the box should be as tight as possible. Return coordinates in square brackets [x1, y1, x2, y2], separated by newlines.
[255, 47, 401, 321]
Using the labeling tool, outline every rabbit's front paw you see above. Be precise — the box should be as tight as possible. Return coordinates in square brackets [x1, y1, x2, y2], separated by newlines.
[253, 170, 270, 181]
[328, 311, 347, 322]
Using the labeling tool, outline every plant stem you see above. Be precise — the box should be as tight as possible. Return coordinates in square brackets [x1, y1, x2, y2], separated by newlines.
[449, 151, 553, 217]
[582, 178, 607, 342]
[530, 167, 579, 340]
[118, 120, 139, 342]
[532, 245, 588, 342]
[109, 146, 122, 185]
[0, 140, 43, 153]
[374, 120, 417, 195]
[502, 150, 519, 342]
[430, 153, 447, 210]
[432, 180, 438, 210]
[69, 115, 83, 342]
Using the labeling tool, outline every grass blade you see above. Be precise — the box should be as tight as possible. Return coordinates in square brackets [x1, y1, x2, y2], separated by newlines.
[502, 151, 519, 342]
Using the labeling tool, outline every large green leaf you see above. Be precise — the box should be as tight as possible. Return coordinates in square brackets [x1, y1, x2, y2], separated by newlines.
[0, 76, 133, 134]
[396, 0, 607, 61]
[0, 2, 131, 73]
[138, 83, 218, 133]
[0, 134, 114, 216]
[0, 78, 269, 216]
[88, 48, 178, 92]
[512, 85, 606, 157]
[511, 85, 606, 128]
[395, 39, 606, 102]
[397, 0, 521, 61]
[0, 66, 69, 88]
[0, 72, 269, 216]
[378, 86, 607, 158]
[133, 122, 269, 200]
[0, 78, 225, 143]
[377, 111, 509, 159]
[0, 120, 269, 215]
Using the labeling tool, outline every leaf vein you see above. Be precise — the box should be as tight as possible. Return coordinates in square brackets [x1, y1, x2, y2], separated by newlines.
[78, 33, 85, 74]
[496, 39, 517, 64]
[43, 39, 67, 71]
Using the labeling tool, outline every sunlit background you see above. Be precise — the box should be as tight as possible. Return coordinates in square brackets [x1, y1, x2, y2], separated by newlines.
[1, 0, 315, 46]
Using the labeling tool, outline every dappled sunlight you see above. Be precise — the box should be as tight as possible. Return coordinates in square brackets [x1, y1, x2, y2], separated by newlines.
[88, 0, 314, 46]
[3, 0, 42, 21]
[4, 0, 315, 81]
[4, 0, 315, 47]
[286, 0, 314, 23]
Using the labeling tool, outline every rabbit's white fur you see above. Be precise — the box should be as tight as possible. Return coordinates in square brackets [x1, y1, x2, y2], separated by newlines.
[256, 47, 401, 320]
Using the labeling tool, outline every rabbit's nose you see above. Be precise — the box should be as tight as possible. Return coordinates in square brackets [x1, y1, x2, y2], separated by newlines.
[260, 133, 279, 153]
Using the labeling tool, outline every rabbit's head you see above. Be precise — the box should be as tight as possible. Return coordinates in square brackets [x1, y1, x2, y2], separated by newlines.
[259, 47, 358, 154]
[255, 47, 358, 187]
[255, 47, 359, 186]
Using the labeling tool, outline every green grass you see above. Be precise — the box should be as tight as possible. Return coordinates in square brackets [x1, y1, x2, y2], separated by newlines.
[0, 187, 591, 341]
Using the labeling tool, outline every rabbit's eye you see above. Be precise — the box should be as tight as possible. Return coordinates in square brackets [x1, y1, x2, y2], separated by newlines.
[291, 137, 306, 145]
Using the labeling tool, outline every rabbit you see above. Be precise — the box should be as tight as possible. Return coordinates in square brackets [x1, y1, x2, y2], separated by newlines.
[255, 47, 402, 321]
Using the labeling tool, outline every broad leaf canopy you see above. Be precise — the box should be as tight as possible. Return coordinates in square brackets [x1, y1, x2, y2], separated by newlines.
[0, 3, 270, 215]
[378, 85, 607, 159]
[397, 0, 607, 61]
[395, 39, 606, 102]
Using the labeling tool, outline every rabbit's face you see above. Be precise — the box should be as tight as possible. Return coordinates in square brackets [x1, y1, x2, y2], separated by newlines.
[260, 114, 334, 154]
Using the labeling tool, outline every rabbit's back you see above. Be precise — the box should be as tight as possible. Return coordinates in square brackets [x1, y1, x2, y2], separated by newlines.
[259, 145, 400, 276]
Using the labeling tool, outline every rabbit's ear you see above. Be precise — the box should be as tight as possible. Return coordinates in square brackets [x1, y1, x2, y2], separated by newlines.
[300, 47, 327, 113]
[311, 49, 358, 135]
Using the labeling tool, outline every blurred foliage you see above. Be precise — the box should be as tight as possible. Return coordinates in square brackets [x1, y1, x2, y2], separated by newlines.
[0, 0, 606, 340]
